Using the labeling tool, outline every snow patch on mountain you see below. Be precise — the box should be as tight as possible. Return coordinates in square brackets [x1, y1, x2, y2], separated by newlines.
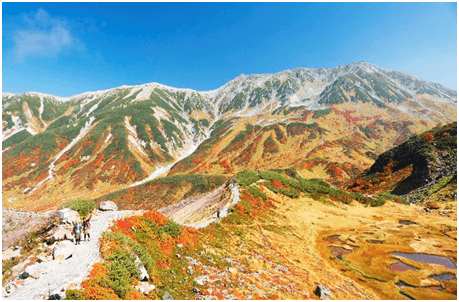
[151, 106, 170, 123]
[123, 86, 141, 100]
[134, 85, 155, 102]
[85, 100, 102, 117]
[2, 115, 25, 141]
[26, 127, 37, 135]
[128, 143, 200, 188]
[31, 117, 96, 193]
[125, 116, 149, 158]
[104, 132, 112, 144]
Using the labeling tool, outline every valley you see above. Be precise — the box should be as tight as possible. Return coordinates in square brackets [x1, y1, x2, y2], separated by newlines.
[2, 62, 457, 300]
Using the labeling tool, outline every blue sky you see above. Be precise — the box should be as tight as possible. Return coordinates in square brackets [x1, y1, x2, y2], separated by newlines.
[2, 2, 457, 97]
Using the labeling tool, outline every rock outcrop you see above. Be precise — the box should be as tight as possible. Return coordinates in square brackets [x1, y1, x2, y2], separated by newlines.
[347, 122, 457, 203]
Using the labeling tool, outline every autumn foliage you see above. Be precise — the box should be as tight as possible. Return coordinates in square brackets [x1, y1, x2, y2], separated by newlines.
[143, 210, 168, 226]
[422, 132, 435, 141]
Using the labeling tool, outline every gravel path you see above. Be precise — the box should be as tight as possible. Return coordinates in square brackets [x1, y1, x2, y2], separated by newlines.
[5, 210, 134, 300]
[183, 183, 240, 229]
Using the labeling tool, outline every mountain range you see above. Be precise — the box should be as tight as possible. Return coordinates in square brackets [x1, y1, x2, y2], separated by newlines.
[2, 61, 457, 211]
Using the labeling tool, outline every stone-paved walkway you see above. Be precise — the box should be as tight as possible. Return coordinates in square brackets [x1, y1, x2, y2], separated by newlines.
[5, 210, 134, 300]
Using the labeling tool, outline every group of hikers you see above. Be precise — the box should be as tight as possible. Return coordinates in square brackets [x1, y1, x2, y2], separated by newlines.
[71, 215, 92, 245]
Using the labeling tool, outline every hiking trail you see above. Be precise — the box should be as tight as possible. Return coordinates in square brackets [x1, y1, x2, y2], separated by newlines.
[4, 210, 134, 300]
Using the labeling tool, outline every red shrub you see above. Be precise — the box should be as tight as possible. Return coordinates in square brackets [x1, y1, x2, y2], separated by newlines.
[143, 211, 168, 226]
[426, 202, 440, 209]
[116, 220, 132, 230]
[234, 204, 247, 213]
[423, 132, 435, 142]
[219, 160, 229, 168]
[271, 180, 286, 189]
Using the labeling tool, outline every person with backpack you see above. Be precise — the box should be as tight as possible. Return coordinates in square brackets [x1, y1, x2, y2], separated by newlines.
[72, 221, 83, 245]
[83, 214, 92, 242]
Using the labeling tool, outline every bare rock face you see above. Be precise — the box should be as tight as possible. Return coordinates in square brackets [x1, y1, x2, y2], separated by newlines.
[52, 240, 76, 261]
[315, 285, 331, 300]
[99, 201, 118, 211]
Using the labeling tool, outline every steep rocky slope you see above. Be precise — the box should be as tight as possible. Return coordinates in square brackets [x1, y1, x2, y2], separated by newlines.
[346, 122, 457, 204]
[2, 62, 456, 210]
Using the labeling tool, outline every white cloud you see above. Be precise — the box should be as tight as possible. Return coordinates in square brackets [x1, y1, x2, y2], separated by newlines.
[13, 9, 76, 62]
[14, 26, 72, 61]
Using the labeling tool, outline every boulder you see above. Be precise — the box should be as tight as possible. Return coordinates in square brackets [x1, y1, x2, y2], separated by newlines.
[68, 210, 81, 223]
[315, 285, 331, 300]
[53, 240, 76, 261]
[18, 270, 30, 279]
[50, 225, 74, 241]
[135, 282, 155, 295]
[99, 201, 118, 211]
[2, 247, 21, 261]
[162, 290, 173, 300]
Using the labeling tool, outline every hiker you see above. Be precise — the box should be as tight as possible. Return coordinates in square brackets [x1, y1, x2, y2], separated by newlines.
[83, 214, 92, 241]
[217, 210, 220, 219]
[72, 221, 83, 245]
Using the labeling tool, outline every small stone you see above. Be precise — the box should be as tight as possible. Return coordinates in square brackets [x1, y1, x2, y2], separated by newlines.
[193, 287, 200, 294]
[176, 253, 181, 258]
[18, 271, 30, 279]
[5, 282, 15, 294]
[177, 243, 183, 248]
[315, 285, 331, 300]
[162, 290, 173, 300]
